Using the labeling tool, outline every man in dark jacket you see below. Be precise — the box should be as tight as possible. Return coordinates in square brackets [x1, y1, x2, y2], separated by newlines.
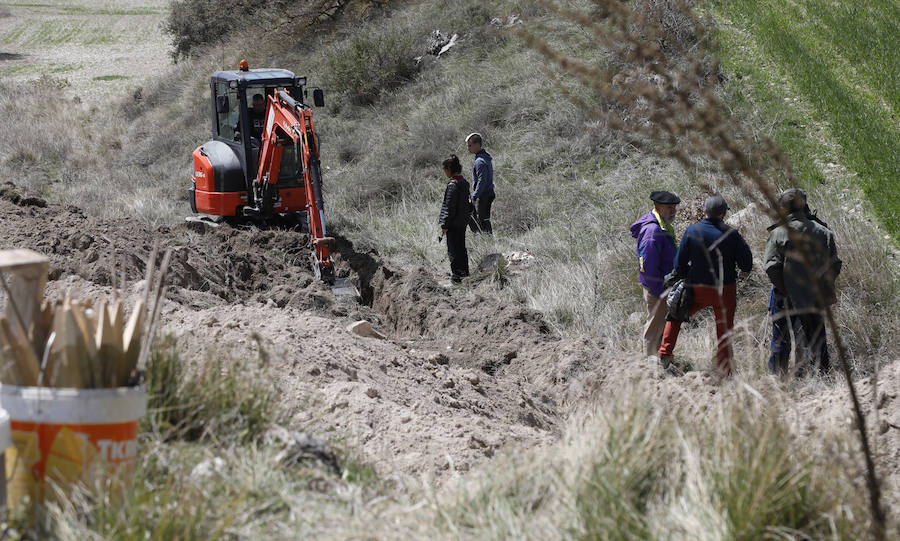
[248, 93, 267, 140]
[764, 188, 841, 375]
[439, 155, 471, 282]
[658, 195, 753, 376]
[466, 133, 494, 234]
[630, 190, 680, 356]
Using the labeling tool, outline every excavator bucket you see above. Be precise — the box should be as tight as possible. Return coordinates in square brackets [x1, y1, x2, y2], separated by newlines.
[331, 278, 358, 298]
[308, 251, 356, 297]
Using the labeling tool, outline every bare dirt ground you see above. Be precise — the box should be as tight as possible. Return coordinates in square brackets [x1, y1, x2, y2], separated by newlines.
[0, 184, 567, 479]
[2, 184, 899, 504]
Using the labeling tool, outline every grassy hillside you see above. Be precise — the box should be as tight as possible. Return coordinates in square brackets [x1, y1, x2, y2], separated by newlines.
[712, 0, 900, 238]
[0, 0, 897, 368]
[1, 0, 899, 537]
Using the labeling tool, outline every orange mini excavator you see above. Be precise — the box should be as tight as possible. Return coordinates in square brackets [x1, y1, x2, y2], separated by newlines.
[189, 61, 335, 282]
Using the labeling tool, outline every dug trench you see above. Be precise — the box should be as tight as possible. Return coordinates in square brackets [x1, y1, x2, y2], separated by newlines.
[3, 184, 900, 502]
[0, 183, 587, 477]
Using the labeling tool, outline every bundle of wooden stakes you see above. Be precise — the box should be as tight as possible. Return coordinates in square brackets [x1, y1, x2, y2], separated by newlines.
[0, 247, 169, 389]
[0, 297, 145, 388]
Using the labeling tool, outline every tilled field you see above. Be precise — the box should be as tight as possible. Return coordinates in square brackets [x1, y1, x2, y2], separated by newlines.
[0, 0, 170, 105]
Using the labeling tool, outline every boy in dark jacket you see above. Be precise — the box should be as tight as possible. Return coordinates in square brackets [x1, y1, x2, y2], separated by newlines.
[439, 155, 471, 282]
[658, 195, 753, 376]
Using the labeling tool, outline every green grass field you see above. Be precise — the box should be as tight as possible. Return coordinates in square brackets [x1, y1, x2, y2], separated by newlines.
[712, 0, 900, 239]
[2, 0, 899, 537]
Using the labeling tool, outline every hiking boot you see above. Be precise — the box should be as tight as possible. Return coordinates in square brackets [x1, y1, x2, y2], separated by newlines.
[659, 356, 693, 376]
[673, 358, 694, 372]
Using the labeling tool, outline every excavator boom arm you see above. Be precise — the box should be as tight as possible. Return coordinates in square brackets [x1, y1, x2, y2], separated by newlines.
[255, 91, 333, 280]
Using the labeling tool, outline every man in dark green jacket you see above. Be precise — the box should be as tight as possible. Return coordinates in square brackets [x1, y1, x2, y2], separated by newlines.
[764, 188, 842, 375]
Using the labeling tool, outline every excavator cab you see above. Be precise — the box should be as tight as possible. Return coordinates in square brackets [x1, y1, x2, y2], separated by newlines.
[190, 64, 313, 217]
[189, 61, 337, 282]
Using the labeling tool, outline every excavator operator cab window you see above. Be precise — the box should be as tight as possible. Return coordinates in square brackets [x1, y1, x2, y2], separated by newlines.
[248, 91, 267, 141]
[246, 85, 301, 183]
[214, 81, 241, 141]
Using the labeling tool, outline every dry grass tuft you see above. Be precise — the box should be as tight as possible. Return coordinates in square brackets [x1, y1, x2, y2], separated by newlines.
[2, 0, 899, 537]
[340, 385, 871, 540]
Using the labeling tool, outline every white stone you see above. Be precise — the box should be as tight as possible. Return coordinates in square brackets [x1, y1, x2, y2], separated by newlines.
[347, 320, 386, 340]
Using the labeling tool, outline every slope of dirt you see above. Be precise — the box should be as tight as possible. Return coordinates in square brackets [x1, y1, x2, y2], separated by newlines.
[0, 185, 563, 478]
[164, 303, 556, 476]
[2, 185, 898, 498]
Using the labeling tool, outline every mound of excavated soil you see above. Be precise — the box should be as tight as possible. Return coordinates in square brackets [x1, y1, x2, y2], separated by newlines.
[2, 185, 898, 499]
[0, 183, 331, 309]
[0, 185, 566, 477]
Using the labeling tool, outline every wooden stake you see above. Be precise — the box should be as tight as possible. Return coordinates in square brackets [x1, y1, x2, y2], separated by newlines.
[40, 302, 61, 386]
[0, 317, 40, 386]
[68, 301, 99, 388]
[120, 299, 144, 387]
[49, 303, 87, 388]
[0, 249, 49, 349]
[108, 301, 124, 349]
[0, 318, 25, 385]
[96, 301, 124, 388]
[0, 271, 32, 347]
[29, 300, 55, 364]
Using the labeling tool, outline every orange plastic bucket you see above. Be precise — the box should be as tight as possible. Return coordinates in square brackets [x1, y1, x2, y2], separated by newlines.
[0, 385, 146, 509]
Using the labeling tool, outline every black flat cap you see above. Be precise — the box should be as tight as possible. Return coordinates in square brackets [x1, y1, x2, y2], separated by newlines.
[650, 191, 681, 204]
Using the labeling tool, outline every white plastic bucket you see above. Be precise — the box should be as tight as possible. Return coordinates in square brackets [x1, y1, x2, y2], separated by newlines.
[0, 385, 146, 509]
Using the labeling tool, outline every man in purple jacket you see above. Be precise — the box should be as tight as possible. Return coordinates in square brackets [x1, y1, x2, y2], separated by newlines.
[630, 191, 680, 356]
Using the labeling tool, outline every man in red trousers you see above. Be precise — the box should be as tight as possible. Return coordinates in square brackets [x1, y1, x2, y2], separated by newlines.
[658, 195, 753, 376]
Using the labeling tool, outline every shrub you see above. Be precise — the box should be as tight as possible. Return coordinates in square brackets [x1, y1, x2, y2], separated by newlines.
[572, 408, 668, 539]
[164, 0, 291, 60]
[323, 28, 421, 105]
[143, 336, 278, 444]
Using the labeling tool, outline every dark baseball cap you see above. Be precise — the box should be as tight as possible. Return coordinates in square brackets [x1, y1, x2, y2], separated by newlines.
[704, 195, 729, 218]
[650, 191, 681, 205]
